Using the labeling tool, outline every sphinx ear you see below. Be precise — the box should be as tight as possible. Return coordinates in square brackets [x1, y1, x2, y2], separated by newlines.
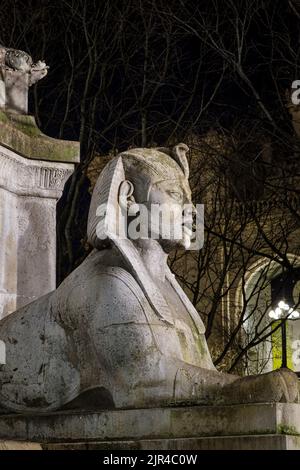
[118, 180, 136, 210]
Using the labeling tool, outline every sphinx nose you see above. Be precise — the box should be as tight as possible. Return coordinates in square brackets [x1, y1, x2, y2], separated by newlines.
[184, 203, 197, 217]
[182, 205, 195, 225]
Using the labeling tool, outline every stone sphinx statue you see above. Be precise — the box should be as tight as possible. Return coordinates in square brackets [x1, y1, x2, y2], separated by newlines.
[0, 144, 299, 413]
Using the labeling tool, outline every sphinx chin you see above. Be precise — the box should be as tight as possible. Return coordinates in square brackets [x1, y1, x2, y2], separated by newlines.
[182, 235, 191, 249]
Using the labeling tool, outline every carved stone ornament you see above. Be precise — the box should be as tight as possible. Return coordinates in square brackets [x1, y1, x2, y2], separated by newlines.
[0, 45, 48, 85]
[0, 149, 74, 198]
[0, 46, 48, 114]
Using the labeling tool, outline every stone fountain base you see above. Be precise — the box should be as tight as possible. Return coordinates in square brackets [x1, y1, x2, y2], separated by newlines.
[0, 402, 300, 450]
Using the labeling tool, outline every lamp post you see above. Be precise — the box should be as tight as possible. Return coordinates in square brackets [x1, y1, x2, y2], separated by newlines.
[269, 300, 300, 369]
[281, 319, 287, 368]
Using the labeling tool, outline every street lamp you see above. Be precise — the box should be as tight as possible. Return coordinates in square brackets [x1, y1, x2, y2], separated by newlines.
[268, 300, 300, 369]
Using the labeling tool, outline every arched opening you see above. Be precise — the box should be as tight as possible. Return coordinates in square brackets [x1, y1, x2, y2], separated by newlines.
[236, 255, 300, 376]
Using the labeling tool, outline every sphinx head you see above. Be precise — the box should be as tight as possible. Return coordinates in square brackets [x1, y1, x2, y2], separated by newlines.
[87, 143, 196, 253]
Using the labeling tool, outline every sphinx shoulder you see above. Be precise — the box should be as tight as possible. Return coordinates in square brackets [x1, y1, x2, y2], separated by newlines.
[57, 263, 152, 322]
[91, 265, 147, 302]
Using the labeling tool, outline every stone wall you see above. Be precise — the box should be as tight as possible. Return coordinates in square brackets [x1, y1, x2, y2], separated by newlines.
[0, 113, 79, 319]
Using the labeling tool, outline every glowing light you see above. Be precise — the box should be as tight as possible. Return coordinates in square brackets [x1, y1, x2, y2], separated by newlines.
[289, 310, 300, 320]
[275, 307, 281, 316]
[269, 310, 278, 320]
[278, 301, 289, 311]
[268, 300, 300, 321]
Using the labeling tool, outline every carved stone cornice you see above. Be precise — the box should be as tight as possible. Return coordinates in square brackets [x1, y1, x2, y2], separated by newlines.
[0, 145, 74, 198]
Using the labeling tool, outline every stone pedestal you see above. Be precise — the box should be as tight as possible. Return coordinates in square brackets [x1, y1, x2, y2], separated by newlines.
[0, 110, 79, 318]
[0, 403, 299, 450]
[1, 70, 29, 114]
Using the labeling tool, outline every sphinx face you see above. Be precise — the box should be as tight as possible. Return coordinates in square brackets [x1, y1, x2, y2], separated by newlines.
[127, 173, 195, 252]
[87, 147, 196, 251]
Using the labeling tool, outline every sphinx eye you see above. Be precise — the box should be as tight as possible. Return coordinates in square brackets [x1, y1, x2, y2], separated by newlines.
[169, 191, 183, 202]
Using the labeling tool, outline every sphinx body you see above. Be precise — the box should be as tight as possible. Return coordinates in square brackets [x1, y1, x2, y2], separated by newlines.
[0, 245, 217, 412]
[0, 145, 299, 413]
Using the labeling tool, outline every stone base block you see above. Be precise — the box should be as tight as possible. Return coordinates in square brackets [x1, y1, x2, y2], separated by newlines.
[42, 435, 300, 450]
[0, 440, 41, 450]
[0, 403, 299, 450]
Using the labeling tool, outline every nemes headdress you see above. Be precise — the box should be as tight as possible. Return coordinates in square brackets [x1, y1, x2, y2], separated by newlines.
[86, 144, 205, 331]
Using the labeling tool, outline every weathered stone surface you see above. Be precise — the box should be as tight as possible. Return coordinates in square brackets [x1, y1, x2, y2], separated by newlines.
[3, 71, 29, 115]
[0, 145, 75, 317]
[0, 45, 47, 115]
[42, 435, 300, 450]
[0, 46, 79, 319]
[0, 440, 41, 450]
[0, 110, 79, 163]
[0, 403, 299, 450]
[0, 45, 79, 163]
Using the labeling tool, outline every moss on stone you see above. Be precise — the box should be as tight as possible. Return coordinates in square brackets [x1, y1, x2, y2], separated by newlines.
[11, 117, 41, 137]
[0, 110, 9, 123]
[0, 110, 79, 163]
[277, 424, 300, 436]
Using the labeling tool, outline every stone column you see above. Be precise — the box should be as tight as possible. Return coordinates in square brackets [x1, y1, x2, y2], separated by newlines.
[0, 47, 80, 319]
